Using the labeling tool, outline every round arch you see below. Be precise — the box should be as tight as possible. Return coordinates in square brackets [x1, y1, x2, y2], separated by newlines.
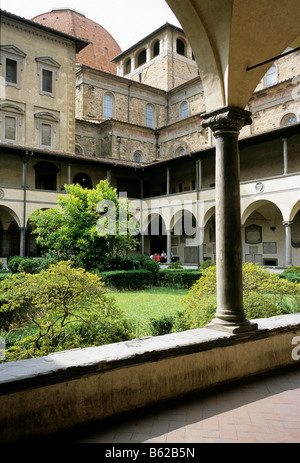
[290, 199, 300, 222]
[241, 200, 284, 225]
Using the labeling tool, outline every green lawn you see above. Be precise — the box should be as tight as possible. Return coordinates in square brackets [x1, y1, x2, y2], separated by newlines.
[108, 287, 189, 337]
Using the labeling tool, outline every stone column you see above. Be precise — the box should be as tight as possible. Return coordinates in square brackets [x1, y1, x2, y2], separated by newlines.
[283, 221, 293, 267]
[283, 138, 288, 175]
[166, 167, 170, 195]
[202, 106, 257, 333]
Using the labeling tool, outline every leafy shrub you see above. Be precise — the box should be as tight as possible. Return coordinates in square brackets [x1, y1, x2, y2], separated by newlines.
[149, 315, 175, 336]
[18, 258, 41, 274]
[158, 269, 202, 288]
[149, 311, 189, 336]
[0, 261, 133, 361]
[200, 259, 215, 269]
[101, 269, 153, 290]
[182, 263, 300, 329]
[282, 266, 300, 275]
[168, 260, 183, 269]
[279, 273, 300, 283]
[7, 256, 24, 273]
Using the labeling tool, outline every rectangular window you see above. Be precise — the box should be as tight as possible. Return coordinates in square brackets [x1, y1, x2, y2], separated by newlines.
[42, 69, 53, 93]
[41, 123, 52, 147]
[6, 58, 17, 84]
[4, 116, 16, 141]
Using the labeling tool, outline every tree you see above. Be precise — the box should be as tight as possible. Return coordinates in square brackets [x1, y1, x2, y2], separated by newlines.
[29, 180, 138, 270]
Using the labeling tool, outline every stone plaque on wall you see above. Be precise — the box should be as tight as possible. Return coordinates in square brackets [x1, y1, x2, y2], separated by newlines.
[245, 224, 262, 244]
[184, 247, 198, 264]
[263, 242, 277, 254]
[254, 254, 263, 265]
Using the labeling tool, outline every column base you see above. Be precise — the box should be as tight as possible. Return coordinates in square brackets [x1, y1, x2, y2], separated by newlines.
[205, 318, 258, 334]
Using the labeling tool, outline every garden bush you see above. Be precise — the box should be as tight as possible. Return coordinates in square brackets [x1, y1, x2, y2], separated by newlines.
[18, 258, 41, 274]
[281, 266, 300, 274]
[182, 263, 300, 329]
[0, 261, 134, 361]
[158, 269, 202, 288]
[7, 256, 24, 273]
[101, 269, 153, 290]
[149, 311, 190, 336]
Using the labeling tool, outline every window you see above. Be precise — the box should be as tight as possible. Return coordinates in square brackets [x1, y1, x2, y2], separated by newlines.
[103, 93, 114, 119]
[35, 56, 61, 97]
[34, 162, 59, 191]
[176, 146, 186, 156]
[6, 59, 17, 84]
[133, 152, 142, 163]
[264, 64, 277, 87]
[73, 173, 92, 189]
[4, 116, 17, 141]
[145, 104, 155, 128]
[42, 69, 53, 94]
[41, 123, 52, 147]
[176, 39, 186, 56]
[0, 45, 26, 89]
[0, 103, 24, 144]
[280, 113, 298, 127]
[180, 101, 189, 119]
[124, 58, 131, 75]
[137, 49, 147, 67]
[152, 40, 160, 58]
[34, 111, 59, 149]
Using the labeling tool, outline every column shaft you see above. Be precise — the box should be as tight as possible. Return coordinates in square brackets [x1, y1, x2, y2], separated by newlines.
[202, 106, 257, 333]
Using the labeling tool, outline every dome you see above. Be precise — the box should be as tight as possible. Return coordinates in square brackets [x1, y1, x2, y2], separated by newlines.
[32, 8, 122, 74]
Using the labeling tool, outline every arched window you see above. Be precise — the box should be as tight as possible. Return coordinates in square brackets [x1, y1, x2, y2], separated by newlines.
[103, 92, 114, 119]
[180, 101, 189, 119]
[176, 146, 186, 156]
[176, 38, 186, 56]
[264, 64, 277, 87]
[133, 151, 142, 163]
[137, 49, 147, 67]
[145, 104, 155, 128]
[124, 58, 131, 75]
[152, 40, 160, 58]
[73, 173, 92, 189]
[280, 113, 298, 127]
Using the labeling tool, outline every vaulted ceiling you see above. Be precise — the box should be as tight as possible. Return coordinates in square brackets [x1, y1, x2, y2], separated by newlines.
[166, 0, 300, 111]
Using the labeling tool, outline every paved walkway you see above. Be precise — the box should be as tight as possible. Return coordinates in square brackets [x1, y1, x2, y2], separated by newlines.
[58, 367, 300, 444]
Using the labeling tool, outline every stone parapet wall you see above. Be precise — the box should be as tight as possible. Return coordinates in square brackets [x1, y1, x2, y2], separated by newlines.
[0, 313, 299, 442]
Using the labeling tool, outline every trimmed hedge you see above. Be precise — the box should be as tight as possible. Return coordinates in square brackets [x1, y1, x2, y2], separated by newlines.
[101, 270, 153, 291]
[279, 273, 300, 283]
[158, 269, 202, 288]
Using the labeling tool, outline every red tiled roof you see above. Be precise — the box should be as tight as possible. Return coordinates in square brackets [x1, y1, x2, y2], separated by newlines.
[32, 9, 122, 74]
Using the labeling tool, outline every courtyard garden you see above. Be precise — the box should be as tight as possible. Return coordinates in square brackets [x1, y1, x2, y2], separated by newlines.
[0, 181, 299, 362]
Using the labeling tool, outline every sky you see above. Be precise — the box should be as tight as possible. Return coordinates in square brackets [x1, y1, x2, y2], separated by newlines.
[0, 0, 182, 51]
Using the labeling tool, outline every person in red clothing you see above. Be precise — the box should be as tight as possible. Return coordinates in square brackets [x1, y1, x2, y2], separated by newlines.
[153, 253, 162, 262]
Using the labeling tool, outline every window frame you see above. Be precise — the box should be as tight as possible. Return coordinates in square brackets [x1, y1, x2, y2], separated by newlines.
[180, 100, 189, 119]
[263, 64, 278, 88]
[35, 56, 61, 98]
[34, 111, 59, 150]
[0, 103, 24, 144]
[145, 103, 155, 128]
[103, 92, 115, 119]
[0, 45, 26, 89]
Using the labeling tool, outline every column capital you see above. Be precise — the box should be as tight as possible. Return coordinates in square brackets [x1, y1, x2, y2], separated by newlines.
[283, 221, 293, 226]
[201, 106, 252, 136]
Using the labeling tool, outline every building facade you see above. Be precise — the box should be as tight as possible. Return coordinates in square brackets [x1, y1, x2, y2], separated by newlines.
[0, 8, 299, 268]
